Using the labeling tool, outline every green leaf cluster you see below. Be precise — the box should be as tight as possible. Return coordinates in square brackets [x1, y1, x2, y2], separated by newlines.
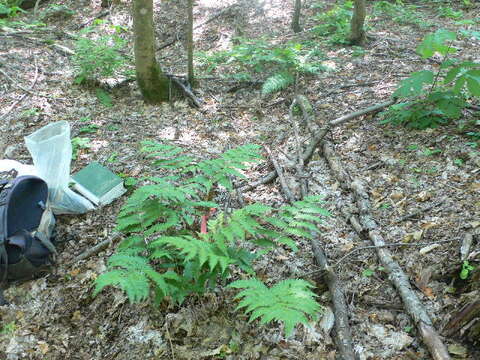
[383, 29, 480, 129]
[198, 38, 326, 95]
[94, 142, 329, 336]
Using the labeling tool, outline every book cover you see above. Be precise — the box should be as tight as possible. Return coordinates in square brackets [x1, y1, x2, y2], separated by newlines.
[72, 162, 126, 205]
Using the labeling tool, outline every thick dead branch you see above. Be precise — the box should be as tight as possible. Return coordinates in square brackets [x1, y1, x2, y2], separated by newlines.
[322, 141, 451, 360]
[312, 239, 355, 360]
[238, 99, 395, 191]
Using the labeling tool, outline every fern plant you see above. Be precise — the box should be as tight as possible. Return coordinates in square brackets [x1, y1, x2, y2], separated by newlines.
[228, 279, 320, 337]
[382, 29, 480, 129]
[94, 141, 330, 336]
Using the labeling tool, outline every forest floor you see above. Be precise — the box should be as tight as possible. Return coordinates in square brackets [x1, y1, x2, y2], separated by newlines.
[1, 0, 480, 359]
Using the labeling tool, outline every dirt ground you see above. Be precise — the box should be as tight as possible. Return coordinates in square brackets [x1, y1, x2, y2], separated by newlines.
[0, 0, 479, 358]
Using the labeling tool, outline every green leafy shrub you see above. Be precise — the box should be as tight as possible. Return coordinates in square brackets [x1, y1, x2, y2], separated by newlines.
[73, 27, 129, 85]
[94, 142, 330, 336]
[0, 0, 24, 17]
[382, 29, 480, 129]
[438, 6, 463, 20]
[311, 1, 354, 44]
[373, 1, 431, 28]
[198, 38, 326, 95]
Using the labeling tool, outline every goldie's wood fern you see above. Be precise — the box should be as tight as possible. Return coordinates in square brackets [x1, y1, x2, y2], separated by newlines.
[228, 278, 321, 337]
[94, 141, 330, 336]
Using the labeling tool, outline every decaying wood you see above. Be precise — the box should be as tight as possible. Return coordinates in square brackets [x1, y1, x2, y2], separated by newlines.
[238, 99, 395, 192]
[322, 142, 451, 360]
[312, 239, 355, 360]
[264, 146, 296, 203]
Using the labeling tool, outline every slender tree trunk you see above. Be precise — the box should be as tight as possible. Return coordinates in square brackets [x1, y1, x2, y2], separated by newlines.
[349, 0, 366, 46]
[186, 0, 195, 86]
[291, 0, 302, 33]
[133, 0, 170, 103]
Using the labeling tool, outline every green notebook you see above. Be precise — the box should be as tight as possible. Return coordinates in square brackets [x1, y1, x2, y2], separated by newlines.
[72, 162, 126, 206]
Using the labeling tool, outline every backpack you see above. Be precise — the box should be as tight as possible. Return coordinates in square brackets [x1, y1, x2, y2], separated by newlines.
[0, 171, 57, 305]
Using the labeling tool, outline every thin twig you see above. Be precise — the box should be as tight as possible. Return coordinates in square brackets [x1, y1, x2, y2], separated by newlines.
[394, 200, 444, 223]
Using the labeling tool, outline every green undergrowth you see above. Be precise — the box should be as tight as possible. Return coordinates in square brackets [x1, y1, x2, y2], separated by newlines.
[381, 29, 480, 130]
[197, 37, 327, 95]
[94, 142, 330, 337]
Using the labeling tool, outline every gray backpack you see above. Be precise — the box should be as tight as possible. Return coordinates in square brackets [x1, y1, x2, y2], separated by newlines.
[0, 171, 57, 305]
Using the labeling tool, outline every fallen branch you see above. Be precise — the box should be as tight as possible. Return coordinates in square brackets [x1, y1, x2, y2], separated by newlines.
[238, 99, 395, 191]
[322, 141, 451, 360]
[264, 146, 296, 203]
[169, 76, 202, 108]
[312, 239, 356, 360]
[73, 232, 121, 263]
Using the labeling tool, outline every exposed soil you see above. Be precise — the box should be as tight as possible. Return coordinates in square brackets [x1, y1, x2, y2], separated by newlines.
[0, 0, 479, 359]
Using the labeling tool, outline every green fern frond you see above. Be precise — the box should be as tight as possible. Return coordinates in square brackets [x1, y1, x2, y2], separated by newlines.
[261, 72, 295, 95]
[94, 269, 150, 303]
[228, 278, 321, 337]
[150, 236, 234, 273]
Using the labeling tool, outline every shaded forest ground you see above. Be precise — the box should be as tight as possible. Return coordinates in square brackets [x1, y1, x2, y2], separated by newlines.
[0, 0, 479, 359]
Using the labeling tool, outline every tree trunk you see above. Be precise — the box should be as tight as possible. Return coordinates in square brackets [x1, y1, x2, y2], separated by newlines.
[186, 0, 195, 86]
[349, 0, 366, 46]
[133, 0, 170, 103]
[291, 0, 302, 33]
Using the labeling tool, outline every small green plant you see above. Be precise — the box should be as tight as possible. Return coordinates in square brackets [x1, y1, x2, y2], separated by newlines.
[362, 268, 375, 277]
[459, 260, 474, 279]
[0, 0, 24, 17]
[438, 6, 463, 20]
[95, 88, 113, 107]
[73, 26, 129, 85]
[0, 321, 16, 335]
[198, 38, 326, 95]
[373, 1, 431, 28]
[79, 124, 100, 134]
[382, 29, 480, 129]
[311, 1, 354, 44]
[94, 142, 329, 336]
[422, 148, 442, 156]
[71, 137, 91, 160]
